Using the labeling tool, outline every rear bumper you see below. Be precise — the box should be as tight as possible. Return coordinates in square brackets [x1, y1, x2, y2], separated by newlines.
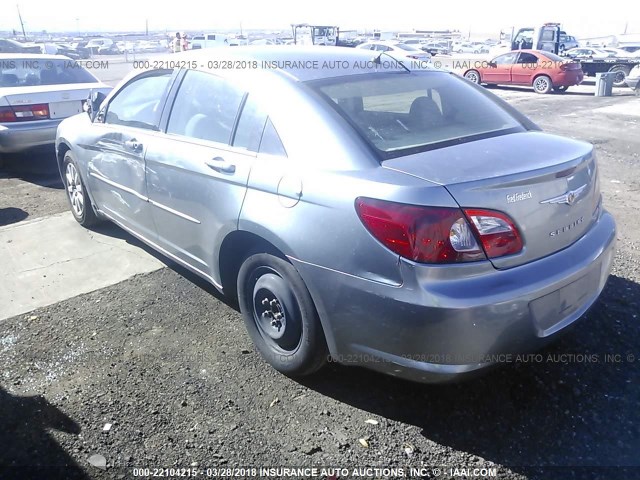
[293, 211, 616, 383]
[0, 119, 62, 154]
[554, 71, 584, 86]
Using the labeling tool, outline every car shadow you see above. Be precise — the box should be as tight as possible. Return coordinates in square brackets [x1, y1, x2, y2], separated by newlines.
[87, 221, 238, 311]
[299, 274, 640, 479]
[0, 385, 89, 479]
[1, 146, 61, 179]
[0, 207, 29, 227]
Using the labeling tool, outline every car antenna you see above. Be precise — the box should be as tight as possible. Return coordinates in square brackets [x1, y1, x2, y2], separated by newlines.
[372, 52, 411, 73]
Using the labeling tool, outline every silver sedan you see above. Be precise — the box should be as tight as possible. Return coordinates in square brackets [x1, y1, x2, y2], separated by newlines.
[55, 47, 615, 383]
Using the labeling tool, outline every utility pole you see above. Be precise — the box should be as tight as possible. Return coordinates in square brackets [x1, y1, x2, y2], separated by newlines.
[145, 18, 149, 37]
[17, 4, 27, 39]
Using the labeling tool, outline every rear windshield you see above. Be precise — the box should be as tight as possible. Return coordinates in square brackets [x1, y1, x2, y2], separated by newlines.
[310, 72, 524, 158]
[541, 51, 568, 62]
[0, 58, 98, 87]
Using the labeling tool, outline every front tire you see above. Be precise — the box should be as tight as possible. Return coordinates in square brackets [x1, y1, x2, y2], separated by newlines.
[533, 75, 553, 94]
[62, 151, 100, 227]
[464, 69, 481, 84]
[237, 253, 328, 377]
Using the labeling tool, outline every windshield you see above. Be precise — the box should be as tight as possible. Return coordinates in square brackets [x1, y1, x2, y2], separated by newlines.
[310, 72, 524, 158]
[0, 58, 98, 87]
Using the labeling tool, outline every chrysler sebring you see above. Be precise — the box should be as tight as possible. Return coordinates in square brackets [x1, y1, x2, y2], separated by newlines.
[55, 47, 615, 382]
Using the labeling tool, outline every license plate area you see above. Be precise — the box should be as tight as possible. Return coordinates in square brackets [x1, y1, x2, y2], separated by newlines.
[530, 266, 601, 336]
[49, 100, 83, 119]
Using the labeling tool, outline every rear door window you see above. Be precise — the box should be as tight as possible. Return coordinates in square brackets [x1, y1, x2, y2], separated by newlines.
[232, 95, 268, 152]
[517, 53, 538, 64]
[259, 119, 287, 157]
[167, 70, 244, 144]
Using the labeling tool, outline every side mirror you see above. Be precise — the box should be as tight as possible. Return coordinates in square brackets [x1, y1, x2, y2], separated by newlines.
[489, 61, 497, 68]
[85, 90, 106, 122]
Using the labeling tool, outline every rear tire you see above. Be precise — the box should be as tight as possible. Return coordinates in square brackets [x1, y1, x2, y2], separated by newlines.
[237, 253, 328, 377]
[609, 65, 631, 87]
[464, 69, 481, 84]
[62, 151, 100, 227]
[533, 75, 553, 94]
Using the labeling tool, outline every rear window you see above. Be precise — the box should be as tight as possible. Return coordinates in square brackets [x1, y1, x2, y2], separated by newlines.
[0, 58, 97, 87]
[542, 52, 570, 62]
[310, 72, 524, 158]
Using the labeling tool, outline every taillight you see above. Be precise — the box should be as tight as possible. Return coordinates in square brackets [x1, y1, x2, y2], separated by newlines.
[355, 197, 486, 264]
[0, 104, 50, 122]
[560, 62, 579, 71]
[464, 208, 523, 258]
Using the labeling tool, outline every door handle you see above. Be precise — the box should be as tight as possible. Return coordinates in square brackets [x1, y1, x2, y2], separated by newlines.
[124, 139, 142, 152]
[205, 157, 236, 174]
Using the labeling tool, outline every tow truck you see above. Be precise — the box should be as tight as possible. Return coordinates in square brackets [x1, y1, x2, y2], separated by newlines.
[510, 23, 639, 87]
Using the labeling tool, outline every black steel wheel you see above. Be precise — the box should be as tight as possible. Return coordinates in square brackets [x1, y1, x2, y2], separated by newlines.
[237, 253, 328, 376]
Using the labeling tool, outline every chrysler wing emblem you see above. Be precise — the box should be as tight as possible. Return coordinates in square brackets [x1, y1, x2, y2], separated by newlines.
[540, 184, 587, 206]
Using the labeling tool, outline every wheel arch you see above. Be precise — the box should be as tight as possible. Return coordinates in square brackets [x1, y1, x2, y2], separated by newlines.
[532, 72, 553, 84]
[56, 140, 72, 178]
[217, 228, 338, 356]
[463, 69, 482, 83]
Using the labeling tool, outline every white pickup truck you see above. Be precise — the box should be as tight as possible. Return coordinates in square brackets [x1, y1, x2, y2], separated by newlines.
[189, 33, 230, 49]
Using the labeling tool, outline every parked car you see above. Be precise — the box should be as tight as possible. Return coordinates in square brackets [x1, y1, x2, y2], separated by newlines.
[626, 65, 640, 93]
[463, 50, 583, 94]
[421, 41, 450, 55]
[250, 39, 278, 46]
[54, 44, 85, 60]
[619, 45, 640, 54]
[85, 38, 113, 51]
[97, 44, 123, 55]
[599, 48, 631, 58]
[454, 43, 482, 54]
[356, 41, 431, 62]
[558, 33, 579, 52]
[564, 47, 614, 60]
[0, 54, 111, 154]
[55, 47, 615, 383]
[68, 42, 91, 59]
[0, 38, 41, 54]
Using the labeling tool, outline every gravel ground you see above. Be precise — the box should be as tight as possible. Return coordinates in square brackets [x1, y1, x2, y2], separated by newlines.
[1, 76, 640, 480]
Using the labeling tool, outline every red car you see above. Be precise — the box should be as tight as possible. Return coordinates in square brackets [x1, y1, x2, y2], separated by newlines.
[462, 49, 584, 94]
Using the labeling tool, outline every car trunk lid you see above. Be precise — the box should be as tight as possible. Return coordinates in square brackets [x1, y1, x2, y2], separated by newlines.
[382, 131, 600, 269]
[0, 83, 110, 120]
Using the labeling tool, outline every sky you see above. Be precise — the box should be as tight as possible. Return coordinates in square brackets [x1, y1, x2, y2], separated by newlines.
[3, 0, 639, 38]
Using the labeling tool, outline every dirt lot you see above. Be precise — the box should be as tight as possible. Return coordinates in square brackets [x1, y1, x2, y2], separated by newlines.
[1, 64, 639, 480]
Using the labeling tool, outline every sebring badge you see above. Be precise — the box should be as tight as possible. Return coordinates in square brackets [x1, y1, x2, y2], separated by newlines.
[540, 184, 587, 206]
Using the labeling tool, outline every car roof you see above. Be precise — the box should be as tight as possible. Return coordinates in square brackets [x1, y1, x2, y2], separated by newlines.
[0, 53, 72, 60]
[174, 46, 415, 81]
